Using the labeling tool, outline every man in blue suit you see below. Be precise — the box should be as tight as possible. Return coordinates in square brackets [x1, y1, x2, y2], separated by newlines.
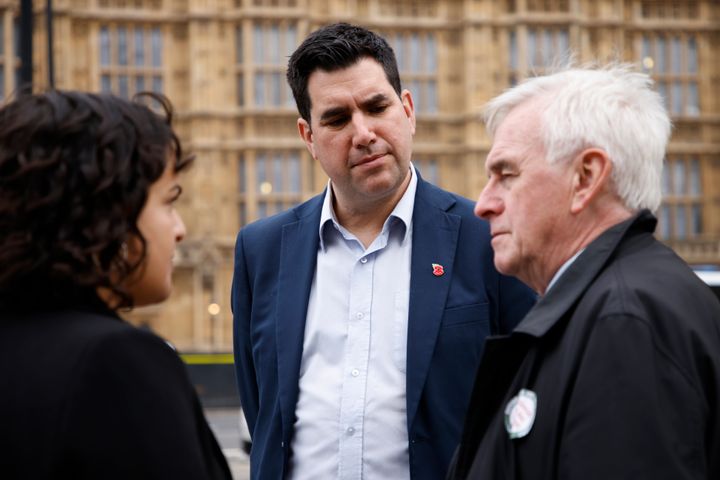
[232, 23, 535, 480]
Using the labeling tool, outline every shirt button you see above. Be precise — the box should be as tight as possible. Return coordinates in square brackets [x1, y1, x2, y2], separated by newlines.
[356, 312, 364, 320]
[347, 427, 355, 435]
[351, 368, 359, 377]
[360, 257, 368, 264]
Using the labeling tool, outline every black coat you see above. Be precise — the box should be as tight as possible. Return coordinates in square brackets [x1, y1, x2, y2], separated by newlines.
[449, 211, 720, 480]
[0, 303, 232, 480]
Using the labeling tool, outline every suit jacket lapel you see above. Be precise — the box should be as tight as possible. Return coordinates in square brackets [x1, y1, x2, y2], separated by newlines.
[275, 195, 323, 443]
[406, 179, 461, 430]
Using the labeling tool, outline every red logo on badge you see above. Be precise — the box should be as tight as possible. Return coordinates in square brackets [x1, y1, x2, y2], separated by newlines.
[432, 263, 444, 276]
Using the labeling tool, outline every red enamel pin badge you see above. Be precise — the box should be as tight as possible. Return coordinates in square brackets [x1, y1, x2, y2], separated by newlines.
[432, 263, 444, 277]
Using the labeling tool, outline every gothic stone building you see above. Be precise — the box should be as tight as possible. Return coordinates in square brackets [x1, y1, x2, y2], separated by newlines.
[2, 0, 719, 351]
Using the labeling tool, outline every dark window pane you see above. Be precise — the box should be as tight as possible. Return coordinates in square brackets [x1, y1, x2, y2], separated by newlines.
[257, 152, 267, 192]
[238, 154, 246, 193]
[269, 24, 280, 64]
[394, 34, 405, 71]
[151, 28, 162, 67]
[254, 72, 265, 106]
[272, 153, 283, 191]
[542, 29, 553, 66]
[152, 75, 162, 93]
[418, 159, 438, 185]
[118, 27, 128, 66]
[134, 27, 145, 66]
[673, 160, 686, 194]
[527, 29, 537, 68]
[237, 74, 245, 107]
[656, 37, 666, 73]
[409, 80, 421, 113]
[288, 151, 301, 193]
[426, 34, 437, 72]
[236, 26, 243, 64]
[118, 75, 129, 98]
[239, 204, 247, 227]
[660, 204, 671, 238]
[691, 204, 702, 235]
[687, 37, 697, 73]
[0, 71, 5, 101]
[509, 31, 517, 70]
[101, 74, 112, 93]
[558, 30, 569, 57]
[285, 25, 297, 58]
[689, 158, 701, 195]
[100, 27, 111, 66]
[671, 81, 682, 115]
[253, 24, 264, 63]
[661, 160, 671, 195]
[258, 202, 268, 219]
[670, 36, 681, 74]
[641, 36, 651, 71]
[675, 205, 686, 239]
[135, 75, 145, 92]
[410, 33, 421, 73]
[270, 72, 281, 106]
[285, 83, 294, 108]
[687, 82, 699, 116]
[427, 80, 437, 114]
[0, 20, 4, 54]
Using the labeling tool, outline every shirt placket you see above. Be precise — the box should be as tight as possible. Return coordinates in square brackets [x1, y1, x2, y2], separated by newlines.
[338, 250, 374, 479]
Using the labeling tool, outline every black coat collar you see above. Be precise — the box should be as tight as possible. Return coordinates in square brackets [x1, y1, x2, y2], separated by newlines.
[515, 209, 657, 339]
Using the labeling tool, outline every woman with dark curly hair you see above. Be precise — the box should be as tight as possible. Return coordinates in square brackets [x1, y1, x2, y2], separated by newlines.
[0, 91, 232, 479]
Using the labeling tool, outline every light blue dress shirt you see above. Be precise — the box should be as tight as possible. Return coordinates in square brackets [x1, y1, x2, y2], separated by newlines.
[288, 167, 417, 480]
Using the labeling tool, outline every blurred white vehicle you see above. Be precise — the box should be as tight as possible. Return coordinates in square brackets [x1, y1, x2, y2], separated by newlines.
[694, 269, 720, 301]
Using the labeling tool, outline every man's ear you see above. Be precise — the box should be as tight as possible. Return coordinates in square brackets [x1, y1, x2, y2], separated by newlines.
[298, 118, 316, 159]
[401, 89, 416, 135]
[570, 148, 613, 214]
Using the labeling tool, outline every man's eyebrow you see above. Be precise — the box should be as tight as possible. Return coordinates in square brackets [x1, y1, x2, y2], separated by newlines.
[319, 106, 350, 122]
[360, 93, 390, 108]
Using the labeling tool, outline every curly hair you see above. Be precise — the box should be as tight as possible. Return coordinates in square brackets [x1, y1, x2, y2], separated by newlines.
[0, 91, 193, 310]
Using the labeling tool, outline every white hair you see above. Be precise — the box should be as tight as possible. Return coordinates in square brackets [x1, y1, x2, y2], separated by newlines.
[484, 64, 671, 212]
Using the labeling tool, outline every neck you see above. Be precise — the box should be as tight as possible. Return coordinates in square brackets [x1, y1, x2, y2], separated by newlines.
[331, 173, 412, 249]
[534, 202, 633, 294]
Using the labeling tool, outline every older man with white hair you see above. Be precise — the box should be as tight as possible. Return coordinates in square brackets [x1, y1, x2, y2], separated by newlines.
[447, 65, 720, 480]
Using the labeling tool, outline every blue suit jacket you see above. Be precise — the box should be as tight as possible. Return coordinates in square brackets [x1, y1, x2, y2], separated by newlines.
[232, 174, 535, 479]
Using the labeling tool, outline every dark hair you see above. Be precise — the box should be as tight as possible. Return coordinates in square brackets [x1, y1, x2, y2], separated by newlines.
[287, 22, 402, 123]
[0, 91, 193, 310]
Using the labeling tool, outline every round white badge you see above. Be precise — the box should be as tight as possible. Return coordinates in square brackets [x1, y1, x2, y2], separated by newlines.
[504, 388, 537, 439]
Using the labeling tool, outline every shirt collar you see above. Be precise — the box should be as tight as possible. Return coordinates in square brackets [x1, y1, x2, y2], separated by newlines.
[545, 248, 585, 294]
[319, 164, 417, 252]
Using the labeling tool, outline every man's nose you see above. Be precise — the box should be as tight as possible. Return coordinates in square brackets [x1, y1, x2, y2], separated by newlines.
[351, 113, 376, 148]
[474, 184, 503, 220]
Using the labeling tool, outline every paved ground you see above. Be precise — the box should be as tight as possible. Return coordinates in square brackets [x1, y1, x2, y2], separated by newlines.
[204, 407, 250, 480]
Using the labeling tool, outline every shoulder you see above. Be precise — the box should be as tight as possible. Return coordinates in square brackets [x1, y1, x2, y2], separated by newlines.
[61, 313, 196, 418]
[581, 238, 720, 373]
[0, 309, 191, 411]
[592, 236, 718, 323]
[2, 309, 148, 355]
